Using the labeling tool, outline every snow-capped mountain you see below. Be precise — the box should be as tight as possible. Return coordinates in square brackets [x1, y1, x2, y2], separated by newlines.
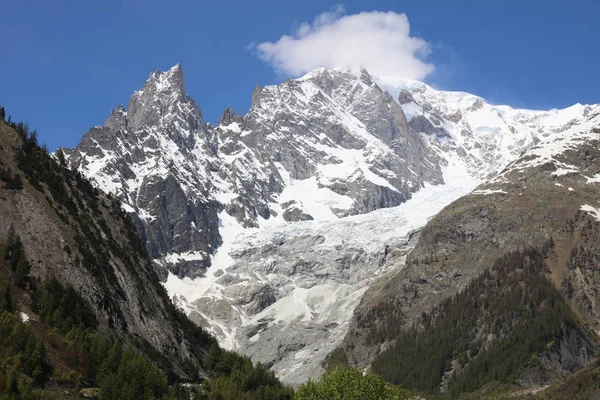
[392, 78, 595, 180]
[339, 104, 600, 390]
[64, 65, 222, 278]
[63, 64, 597, 385]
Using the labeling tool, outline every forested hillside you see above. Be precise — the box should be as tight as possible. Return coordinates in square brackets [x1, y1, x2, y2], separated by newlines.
[0, 108, 293, 399]
[371, 248, 598, 396]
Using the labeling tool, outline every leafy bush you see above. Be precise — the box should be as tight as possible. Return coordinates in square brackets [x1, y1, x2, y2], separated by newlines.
[295, 367, 408, 400]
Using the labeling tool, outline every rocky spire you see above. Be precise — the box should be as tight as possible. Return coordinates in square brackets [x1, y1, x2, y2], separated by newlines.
[251, 84, 263, 107]
[219, 107, 244, 126]
[104, 104, 128, 131]
[146, 63, 186, 94]
[359, 68, 374, 86]
[127, 64, 203, 132]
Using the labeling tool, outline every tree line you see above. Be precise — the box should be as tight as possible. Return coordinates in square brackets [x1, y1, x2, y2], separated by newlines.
[371, 248, 587, 396]
[0, 105, 294, 399]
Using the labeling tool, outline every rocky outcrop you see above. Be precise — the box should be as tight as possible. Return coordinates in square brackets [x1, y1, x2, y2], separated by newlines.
[0, 119, 215, 379]
[62, 64, 600, 388]
[63, 65, 222, 278]
[339, 109, 600, 391]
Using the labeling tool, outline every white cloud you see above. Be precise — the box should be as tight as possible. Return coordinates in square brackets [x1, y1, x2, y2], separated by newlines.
[252, 6, 434, 86]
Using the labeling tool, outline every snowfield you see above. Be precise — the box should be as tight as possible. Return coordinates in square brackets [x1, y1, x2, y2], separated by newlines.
[164, 157, 479, 384]
[65, 64, 600, 386]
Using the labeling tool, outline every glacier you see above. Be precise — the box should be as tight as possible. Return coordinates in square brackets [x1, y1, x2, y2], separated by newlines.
[63, 64, 598, 385]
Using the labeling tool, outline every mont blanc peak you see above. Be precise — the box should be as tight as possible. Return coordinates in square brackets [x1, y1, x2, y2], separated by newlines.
[64, 64, 597, 385]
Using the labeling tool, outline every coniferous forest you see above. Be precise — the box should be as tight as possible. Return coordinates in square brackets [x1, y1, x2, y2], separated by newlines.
[0, 108, 294, 399]
[371, 248, 592, 396]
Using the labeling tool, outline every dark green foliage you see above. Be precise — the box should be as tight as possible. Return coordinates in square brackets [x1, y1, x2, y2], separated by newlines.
[5, 173, 22, 190]
[198, 342, 294, 400]
[372, 249, 585, 396]
[535, 357, 600, 399]
[0, 166, 10, 182]
[7, 111, 129, 296]
[30, 278, 175, 399]
[0, 278, 11, 313]
[0, 106, 5, 121]
[0, 167, 22, 190]
[322, 347, 350, 371]
[99, 347, 169, 400]
[31, 277, 97, 333]
[295, 367, 408, 400]
[0, 312, 51, 388]
[49, 324, 175, 399]
[2, 225, 30, 286]
[58, 327, 171, 400]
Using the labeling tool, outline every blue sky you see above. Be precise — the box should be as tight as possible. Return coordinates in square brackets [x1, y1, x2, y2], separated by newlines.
[1, 0, 599, 150]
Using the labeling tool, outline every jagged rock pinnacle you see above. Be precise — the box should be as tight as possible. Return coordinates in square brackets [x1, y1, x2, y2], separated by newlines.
[104, 104, 128, 131]
[146, 63, 186, 93]
[219, 107, 244, 126]
[251, 84, 263, 107]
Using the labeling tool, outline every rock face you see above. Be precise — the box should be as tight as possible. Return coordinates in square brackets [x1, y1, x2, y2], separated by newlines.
[0, 119, 214, 379]
[64, 64, 600, 386]
[216, 67, 444, 227]
[340, 106, 600, 391]
[64, 65, 222, 279]
[64, 66, 449, 279]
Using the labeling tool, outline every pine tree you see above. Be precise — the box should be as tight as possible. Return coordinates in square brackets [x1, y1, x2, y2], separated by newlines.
[14, 253, 31, 285]
[0, 279, 11, 312]
[2, 225, 17, 260]
[6, 173, 23, 190]
[4, 367, 18, 396]
[0, 106, 5, 121]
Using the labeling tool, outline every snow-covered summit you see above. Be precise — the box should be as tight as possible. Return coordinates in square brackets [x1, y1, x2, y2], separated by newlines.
[63, 64, 598, 384]
[390, 77, 595, 180]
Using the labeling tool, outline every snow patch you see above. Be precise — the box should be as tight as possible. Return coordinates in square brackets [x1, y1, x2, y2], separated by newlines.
[586, 174, 600, 183]
[20, 312, 30, 323]
[581, 204, 600, 222]
[470, 189, 507, 195]
[278, 177, 354, 220]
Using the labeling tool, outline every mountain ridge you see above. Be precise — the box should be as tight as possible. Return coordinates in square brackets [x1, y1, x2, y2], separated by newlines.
[339, 104, 600, 395]
[0, 114, 294, 398]
[62, 63, 600, 386]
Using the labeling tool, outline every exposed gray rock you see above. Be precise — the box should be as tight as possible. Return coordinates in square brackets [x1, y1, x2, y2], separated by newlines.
[61, 64, 600, 390]
[409, 115, 450, 138]
[64, 66, 447, 277]
[64, 65, 222, 278]
[282, 202, 314, 221]
[397, 89, 416, 105]
[340, 113, 600, 388]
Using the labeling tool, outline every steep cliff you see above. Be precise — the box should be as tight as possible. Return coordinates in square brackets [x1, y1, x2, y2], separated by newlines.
[63, 64, 600, 386]
[339, 104, 600, 394]
[0, 115, 292, 398]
